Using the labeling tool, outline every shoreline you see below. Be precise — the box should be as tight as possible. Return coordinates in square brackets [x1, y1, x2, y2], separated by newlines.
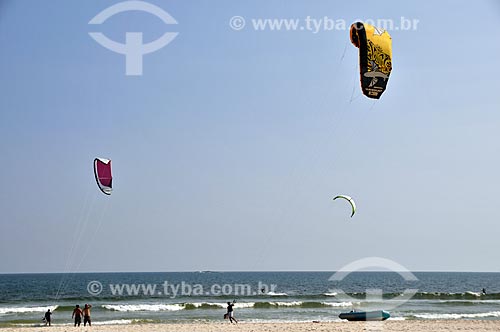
[2, 320, 500, 331]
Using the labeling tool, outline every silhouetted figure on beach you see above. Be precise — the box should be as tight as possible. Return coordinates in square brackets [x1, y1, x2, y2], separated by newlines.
[72, 305, 82, 327]
[44, 309, 52, 326]
[482, 288, 487, 295]
[226, 302, 238, 323]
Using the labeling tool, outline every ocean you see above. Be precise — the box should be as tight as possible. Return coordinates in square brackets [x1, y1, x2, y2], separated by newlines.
[1, 272, 499, 327]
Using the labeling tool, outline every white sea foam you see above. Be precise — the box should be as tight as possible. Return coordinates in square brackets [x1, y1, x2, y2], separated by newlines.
[414, 311, 500, 319]
[233, 302, 255, 308]
[323, 292, 337, 296]
[269, 301, 302, 306]
[321, 302, 353, 307]
[104, 302, 256, 311]
[267, 291, 288, 296]
[0, 305, 58, 315]
[191, 302, 255, 308]
[102, 304, 184, 312]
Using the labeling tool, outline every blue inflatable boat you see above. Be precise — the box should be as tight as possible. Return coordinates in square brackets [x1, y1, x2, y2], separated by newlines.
[339, 310, 390, 321]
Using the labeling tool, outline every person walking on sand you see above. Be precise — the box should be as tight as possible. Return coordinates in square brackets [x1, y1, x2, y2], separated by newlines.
[44, 309, 52, 326]
[83, 304, 92, 326]
[226, 302, 238, 323]
[72, 305, 82, 327]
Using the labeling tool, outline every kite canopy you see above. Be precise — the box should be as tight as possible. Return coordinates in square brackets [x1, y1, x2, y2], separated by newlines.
[350, 22, 392, 99]
[94, 158, 112, 195]
[333, 195, 356, 217]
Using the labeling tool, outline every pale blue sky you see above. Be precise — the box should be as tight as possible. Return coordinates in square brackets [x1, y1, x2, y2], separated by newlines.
[1, 0, 499, 273]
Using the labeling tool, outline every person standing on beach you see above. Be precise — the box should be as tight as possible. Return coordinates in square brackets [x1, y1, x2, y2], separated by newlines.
[83, 304, 92, 326]
[44, 309, 52, 326]
[226, 302, 238, 323]
[72, 305, 82, 327]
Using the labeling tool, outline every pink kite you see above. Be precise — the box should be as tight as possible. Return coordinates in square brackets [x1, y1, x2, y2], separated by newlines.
[94, 158, 112, 195]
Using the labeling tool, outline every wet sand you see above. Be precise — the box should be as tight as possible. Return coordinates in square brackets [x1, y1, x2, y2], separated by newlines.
[3, 320, 500, 332]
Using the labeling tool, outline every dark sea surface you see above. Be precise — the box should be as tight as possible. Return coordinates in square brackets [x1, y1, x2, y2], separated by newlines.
[1, 272, 499, 327]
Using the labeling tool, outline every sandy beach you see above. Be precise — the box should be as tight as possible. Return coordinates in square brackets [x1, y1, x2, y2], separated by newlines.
[3, 320, 500, 332]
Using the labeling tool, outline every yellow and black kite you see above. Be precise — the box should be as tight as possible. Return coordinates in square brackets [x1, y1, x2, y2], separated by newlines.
[350, 22, 392, 99]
